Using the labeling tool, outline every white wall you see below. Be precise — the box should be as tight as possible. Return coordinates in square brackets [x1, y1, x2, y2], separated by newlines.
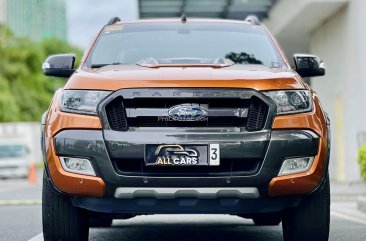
[310, 6, 349, 181]
[266, 0, 365, 182]
[310, 0, 366, 182]
[264, 0, 348, 63]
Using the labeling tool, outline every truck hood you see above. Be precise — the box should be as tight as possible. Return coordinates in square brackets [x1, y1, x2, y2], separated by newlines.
[64, 64, 307, 91]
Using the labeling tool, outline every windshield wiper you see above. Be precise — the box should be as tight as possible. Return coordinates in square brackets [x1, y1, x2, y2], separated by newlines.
[90, 63, 121, 68]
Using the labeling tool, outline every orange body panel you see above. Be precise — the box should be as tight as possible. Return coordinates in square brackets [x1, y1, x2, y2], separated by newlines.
[65, 67, 306, 91]
[45, 89, 105, 197]
[46, 90, 102, 136]
[269, 94, 328, 196]
[45, 138, 105, 197]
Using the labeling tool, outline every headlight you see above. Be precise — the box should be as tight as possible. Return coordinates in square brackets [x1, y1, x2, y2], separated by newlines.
[60, 90, 111, 115]
[263, 90, 313, 115]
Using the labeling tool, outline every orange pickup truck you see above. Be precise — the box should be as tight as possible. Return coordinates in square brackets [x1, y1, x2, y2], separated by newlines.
[41, 16, 330, 241]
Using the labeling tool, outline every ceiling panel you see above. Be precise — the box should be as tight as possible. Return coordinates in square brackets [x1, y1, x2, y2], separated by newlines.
[139, 0, 276, 20]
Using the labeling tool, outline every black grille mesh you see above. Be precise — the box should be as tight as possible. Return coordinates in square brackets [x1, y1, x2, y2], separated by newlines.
[247, 97, 269, 131]
[112, 157, 262, 177]
[105, 97, 128, 131]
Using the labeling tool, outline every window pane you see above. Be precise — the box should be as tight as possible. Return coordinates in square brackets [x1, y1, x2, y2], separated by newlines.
[88, 22, 283, 68]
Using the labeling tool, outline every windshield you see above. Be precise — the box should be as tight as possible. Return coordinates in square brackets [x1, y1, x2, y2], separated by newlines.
[86, 22, 284, 68]
[0, 145, 27, 158]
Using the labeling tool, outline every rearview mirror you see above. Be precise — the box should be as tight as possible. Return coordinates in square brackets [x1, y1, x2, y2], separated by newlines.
[42, 54, 76, 78]
[293, 54, 325, 78]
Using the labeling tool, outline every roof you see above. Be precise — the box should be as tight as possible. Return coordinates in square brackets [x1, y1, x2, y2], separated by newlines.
[138, 0, 276, 20]
[111, 17, 260, 25]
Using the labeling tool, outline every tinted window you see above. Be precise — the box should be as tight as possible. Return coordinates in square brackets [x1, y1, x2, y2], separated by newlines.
[87, 22, 284, 68]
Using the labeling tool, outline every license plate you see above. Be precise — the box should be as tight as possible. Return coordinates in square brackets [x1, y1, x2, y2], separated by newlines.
[145, 144, 220, 166]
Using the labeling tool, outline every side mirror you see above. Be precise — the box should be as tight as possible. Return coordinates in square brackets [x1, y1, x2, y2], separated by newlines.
[293, 54, 325, 78]
[42, 54, 76, 78]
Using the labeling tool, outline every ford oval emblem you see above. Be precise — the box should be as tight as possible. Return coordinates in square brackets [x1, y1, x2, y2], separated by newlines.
[168, 104, 207, 121]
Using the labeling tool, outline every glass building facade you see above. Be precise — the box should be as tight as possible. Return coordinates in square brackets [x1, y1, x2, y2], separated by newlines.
[0, 0, 67, 41]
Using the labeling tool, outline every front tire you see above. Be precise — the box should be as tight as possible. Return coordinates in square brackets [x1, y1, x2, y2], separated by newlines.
[282, 174, 330, 241]
[42, 172, 89, 241]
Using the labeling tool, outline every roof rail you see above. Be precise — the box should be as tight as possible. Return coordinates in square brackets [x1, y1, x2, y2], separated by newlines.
[244, 15, 260, 25]
[107, 17, 121, 25]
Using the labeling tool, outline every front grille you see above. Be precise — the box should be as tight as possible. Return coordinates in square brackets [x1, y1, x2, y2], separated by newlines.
[247, 97, 269, 131]
[112, 157, 262, 177]
[105, 97, 128, 131]
[128, 116, 247, 127]
[104, 93, 269, 131]
[126, 97, 249, 127]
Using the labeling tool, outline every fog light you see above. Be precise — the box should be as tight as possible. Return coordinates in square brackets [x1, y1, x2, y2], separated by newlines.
[59, 157, 96, 176]
[278, 157, 314, 176]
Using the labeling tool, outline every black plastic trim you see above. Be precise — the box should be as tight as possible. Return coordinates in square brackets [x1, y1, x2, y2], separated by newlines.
[71, 196, 302, 215]
[54, 129, 320, 197]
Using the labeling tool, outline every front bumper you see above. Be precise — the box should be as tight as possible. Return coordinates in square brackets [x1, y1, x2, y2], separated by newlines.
[50, 128, 320, 198]
[43, 88, 329, 215]
[70, 195, 301, 215]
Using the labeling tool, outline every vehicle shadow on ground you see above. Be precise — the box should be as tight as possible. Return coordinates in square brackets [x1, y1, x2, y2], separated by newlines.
[89, 215, 283, 241]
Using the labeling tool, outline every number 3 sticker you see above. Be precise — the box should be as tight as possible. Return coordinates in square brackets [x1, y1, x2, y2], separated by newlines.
[209, 144, 220, 166]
